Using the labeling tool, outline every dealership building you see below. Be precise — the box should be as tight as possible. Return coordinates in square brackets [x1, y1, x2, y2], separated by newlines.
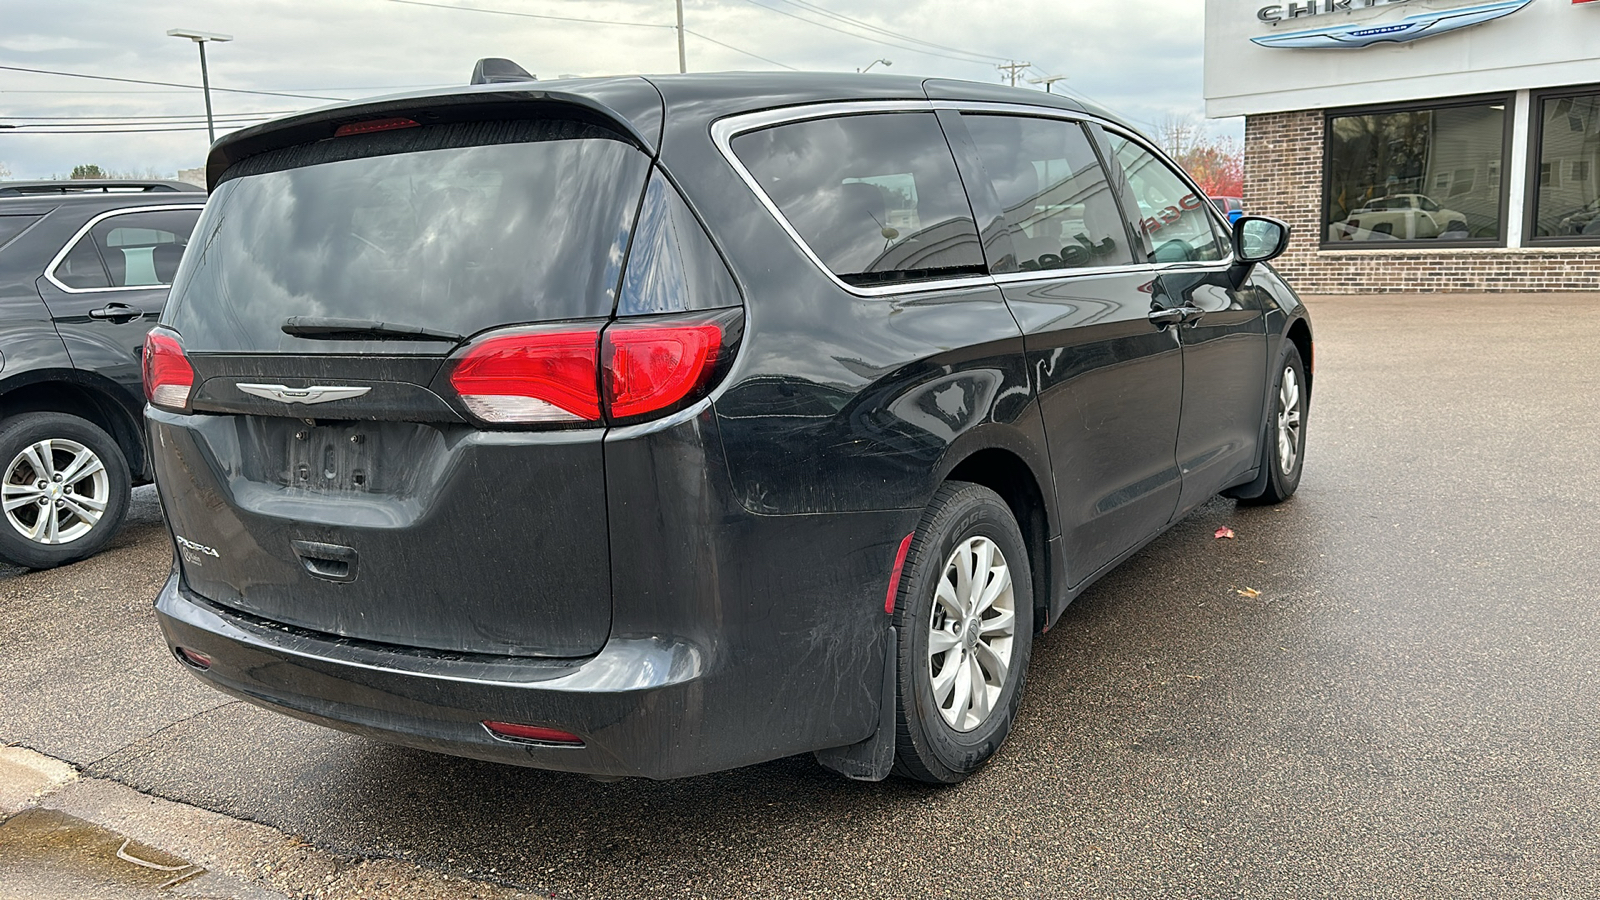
[1205, 0, 1600, 292]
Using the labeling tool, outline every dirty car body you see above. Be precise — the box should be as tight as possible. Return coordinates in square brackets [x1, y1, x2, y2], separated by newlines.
[149, 72, 1312, 781]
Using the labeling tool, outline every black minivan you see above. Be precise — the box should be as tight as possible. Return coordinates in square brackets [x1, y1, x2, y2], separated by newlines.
[149, 71, 1311, 783]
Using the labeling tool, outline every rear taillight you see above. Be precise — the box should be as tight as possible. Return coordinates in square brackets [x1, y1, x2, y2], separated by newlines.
[603, 321, 722, 420]
[142, 331, 195, 411]
[448, 311, 740, 427]
[449, 328, 602, 424]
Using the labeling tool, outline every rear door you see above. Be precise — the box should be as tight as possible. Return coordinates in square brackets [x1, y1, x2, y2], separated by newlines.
[1101, 131, 1268, 517]
[151, 115, 652, 657]
[952, 110, 1183, 585]
[37, 205, 203, 398]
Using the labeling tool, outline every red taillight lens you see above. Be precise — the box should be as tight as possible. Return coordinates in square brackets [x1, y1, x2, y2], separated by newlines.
[449, 328, 602, 424]
[481, 721, 585, 746]
[602, 321, 722, 420]
[142, 331, 195, 411]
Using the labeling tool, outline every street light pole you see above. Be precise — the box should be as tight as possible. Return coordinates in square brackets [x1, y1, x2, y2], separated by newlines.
[167, 29, 233, 145]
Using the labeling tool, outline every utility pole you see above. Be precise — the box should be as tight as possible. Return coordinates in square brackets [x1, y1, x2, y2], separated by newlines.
[675, 0, 686, 73]
[997, 60, 1031, 88]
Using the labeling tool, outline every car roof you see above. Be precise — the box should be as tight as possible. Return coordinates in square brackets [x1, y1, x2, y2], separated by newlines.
[204, 71, 1141, 188]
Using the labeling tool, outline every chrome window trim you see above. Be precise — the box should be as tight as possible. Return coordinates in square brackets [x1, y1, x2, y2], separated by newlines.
[712, 101, 997, 298]
[711, 99, 1236, 298]
[42, 204, 207, 295]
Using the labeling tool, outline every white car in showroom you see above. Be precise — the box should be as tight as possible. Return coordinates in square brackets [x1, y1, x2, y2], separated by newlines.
[1328, 193, 1469, 241]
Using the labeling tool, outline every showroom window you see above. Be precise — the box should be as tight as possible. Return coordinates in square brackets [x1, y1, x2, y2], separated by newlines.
[1322, 99, 1509, 247]
[1529, 86, 1600, 242]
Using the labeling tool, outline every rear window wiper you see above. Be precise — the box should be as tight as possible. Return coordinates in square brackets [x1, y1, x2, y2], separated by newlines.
[282, 317, 465, 343]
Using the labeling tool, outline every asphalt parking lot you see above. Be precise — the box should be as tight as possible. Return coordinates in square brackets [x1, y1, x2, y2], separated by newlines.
[4, 292, 1599, 899]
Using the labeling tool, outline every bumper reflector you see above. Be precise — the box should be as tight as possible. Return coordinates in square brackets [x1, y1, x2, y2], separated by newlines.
[175, 647, 212, 670]
[884, 531, 915, 615]
[481, 721, 585, 746]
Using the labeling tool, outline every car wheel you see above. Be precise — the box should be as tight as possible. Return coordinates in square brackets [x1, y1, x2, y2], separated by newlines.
[1237, 344, 1307, 506]
[891, 481, 1034, 784]
[0, 412, 131, 569]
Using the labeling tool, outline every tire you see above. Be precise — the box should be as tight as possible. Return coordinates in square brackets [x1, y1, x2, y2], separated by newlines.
[0, 412, 131, 570]
[1236, 344, 1308, 506]
[891, 481, 1034, 784]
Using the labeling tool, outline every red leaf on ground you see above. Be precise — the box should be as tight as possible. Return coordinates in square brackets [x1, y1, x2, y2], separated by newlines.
[1214, 526, 1235, 539]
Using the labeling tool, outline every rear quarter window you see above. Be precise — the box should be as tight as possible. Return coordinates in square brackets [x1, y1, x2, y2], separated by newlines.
[729, 112, 985, 288]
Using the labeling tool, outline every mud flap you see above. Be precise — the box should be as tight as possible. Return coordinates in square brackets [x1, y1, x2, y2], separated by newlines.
[813, 626, 897, 781]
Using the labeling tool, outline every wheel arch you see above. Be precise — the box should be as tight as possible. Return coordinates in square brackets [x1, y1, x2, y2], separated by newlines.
[0, 370, 147, 482]
[940, 442, 1056, 630]
[1285, 316, 1313, 398]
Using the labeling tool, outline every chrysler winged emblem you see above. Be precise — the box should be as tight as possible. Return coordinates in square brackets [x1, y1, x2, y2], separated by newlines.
[236, 383, 372, 404]
[1252, 0, 1532, 49]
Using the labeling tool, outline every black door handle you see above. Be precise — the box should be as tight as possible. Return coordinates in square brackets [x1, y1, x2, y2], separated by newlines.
[1147, 307, 1186, 327]
[88, 303, 143, 322]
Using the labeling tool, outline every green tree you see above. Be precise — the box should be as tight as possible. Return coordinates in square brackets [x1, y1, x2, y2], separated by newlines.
[70, 164, 105, 179]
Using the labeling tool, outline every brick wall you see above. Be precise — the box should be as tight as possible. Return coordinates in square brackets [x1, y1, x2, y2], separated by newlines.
[1241, 110, 1600, 293]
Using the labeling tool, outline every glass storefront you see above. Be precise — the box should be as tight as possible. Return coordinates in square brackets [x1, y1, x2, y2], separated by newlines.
[1531, 90, 1600, 240]
[1323, 101, 1506, 245]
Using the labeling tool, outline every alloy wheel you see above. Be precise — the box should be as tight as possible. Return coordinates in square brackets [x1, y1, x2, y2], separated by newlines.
[2, 438, 110, 545]
[1276, 365, 1302, 476]
[927, 535, 1017, 732]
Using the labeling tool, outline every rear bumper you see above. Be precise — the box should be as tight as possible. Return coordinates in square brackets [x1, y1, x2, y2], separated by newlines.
[157, 572, 726, 779]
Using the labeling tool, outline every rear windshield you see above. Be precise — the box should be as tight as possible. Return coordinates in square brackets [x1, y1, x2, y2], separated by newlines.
[165, 119, 649, 353]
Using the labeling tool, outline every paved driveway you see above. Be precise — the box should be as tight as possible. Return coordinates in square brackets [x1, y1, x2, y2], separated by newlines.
[4, 293, 1598, 898]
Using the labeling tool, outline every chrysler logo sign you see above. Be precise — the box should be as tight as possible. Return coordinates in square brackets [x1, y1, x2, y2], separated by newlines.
[236, 383, 372, 404]
[1253, 0, 1533, 47]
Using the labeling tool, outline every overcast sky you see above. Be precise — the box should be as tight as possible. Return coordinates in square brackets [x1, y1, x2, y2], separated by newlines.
[1, 0, 1239, 179]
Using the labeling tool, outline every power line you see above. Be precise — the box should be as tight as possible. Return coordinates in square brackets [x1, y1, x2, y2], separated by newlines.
[768, 0, 1009, 63]
[389, 0, 791, 72]
[387, 0, 674, 29]
[0, 125, 248, 134]
[1, 111, 296, 121]
[0, 64, 349, 101]
[683, 29, 796, 70]
[731, 0, 996, 66]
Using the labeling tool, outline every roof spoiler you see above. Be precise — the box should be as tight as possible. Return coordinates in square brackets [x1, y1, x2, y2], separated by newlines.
[470, 58, 536, 85]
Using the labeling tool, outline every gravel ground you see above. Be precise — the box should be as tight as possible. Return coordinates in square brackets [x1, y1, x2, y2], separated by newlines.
[3, 292, 1598, 898]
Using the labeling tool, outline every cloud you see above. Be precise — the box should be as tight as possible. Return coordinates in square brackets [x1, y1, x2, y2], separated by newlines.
[0, 0, 1237, 179]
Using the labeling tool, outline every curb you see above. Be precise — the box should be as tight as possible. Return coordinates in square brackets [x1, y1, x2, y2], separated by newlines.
[0, 743, 547, 900]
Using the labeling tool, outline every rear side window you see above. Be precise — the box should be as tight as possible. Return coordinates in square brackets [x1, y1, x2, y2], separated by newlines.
[618, 170, 742, 316]
[166, 119, 649, 353]
[730, 112, 985, 288]
[88, 209, 199, 287]
[51, 208, 200, 289]
[1107, 136, 1224, 264]
[962, 114, 1135, 272]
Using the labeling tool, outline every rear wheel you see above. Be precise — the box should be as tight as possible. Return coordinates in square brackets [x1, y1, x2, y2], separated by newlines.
[892, 482, 1033, 784]
[0, 412, 131, 569]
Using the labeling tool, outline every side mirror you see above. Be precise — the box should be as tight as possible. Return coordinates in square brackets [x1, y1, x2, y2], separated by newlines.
[1232, 215, 1290, 264]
